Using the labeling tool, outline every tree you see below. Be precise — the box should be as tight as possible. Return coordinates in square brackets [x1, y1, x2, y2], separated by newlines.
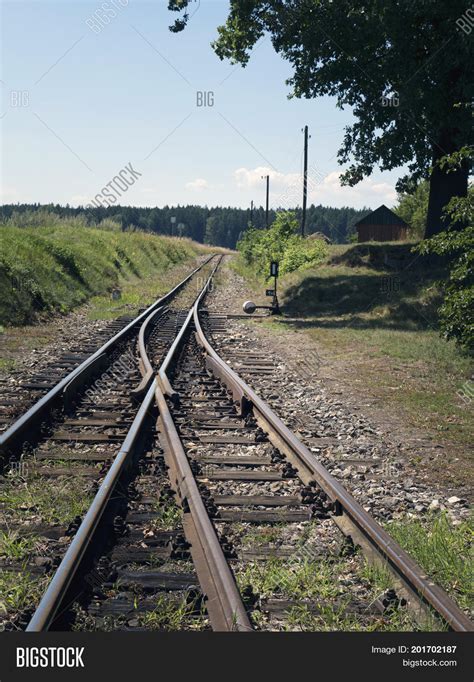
[168, 0, 473, 237]
[395, 181, 430, 239]
[415, 149, 474, 352]
[237, 210, 328, 275]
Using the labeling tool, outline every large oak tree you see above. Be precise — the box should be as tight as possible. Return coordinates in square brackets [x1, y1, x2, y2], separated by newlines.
[168, 0, 472, 237]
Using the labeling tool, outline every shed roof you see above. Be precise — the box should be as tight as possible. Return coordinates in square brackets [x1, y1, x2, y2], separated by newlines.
[355, 204, 408, 227]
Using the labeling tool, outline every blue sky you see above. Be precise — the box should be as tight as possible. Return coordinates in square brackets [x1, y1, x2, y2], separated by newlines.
[1, 0, 405, 210]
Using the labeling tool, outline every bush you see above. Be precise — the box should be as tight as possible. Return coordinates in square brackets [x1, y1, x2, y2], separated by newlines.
[394, 181, 430, 239]
[237, 211, 328, 277]
[4, 209, 90, 229]
[416, 224, 473, 352]
[280, 236, 328, 273]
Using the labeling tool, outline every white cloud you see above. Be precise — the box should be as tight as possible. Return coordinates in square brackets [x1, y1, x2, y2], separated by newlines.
[233, 166, 397, 210]
[234, 166, 300, 192]
[185, 178, 209, 191]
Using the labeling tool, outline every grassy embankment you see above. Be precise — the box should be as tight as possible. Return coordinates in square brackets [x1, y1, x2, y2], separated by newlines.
[0, 225, 217, 327]
[234, 242, 473, 450]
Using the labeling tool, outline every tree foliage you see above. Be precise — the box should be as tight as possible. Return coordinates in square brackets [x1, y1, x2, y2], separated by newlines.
[415, 150, 474, 352]
[395, 182, 430, 240]
[168, 0, 473, 235]
[237, 211, 328, 276]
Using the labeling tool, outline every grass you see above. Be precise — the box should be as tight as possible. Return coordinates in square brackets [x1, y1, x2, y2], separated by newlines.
[0, 224, 212, 326]
[239, 524, 286, 548]
[237, 554, 430, 631]
[0, 530, 42, 562]
[148, 499, 182, 532]
[234, 243, 473, 452]
[385, 513, 473, 612]
[140, 592, 207, 631]
[233, 512, 470, 631]
[237, 556, 343, 601]
[0, 568, 50, 616]
[86, 256, 199, 321]
[0, 475, 93, 526]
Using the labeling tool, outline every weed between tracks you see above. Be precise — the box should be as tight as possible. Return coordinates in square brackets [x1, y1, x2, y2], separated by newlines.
[239, 524, 286, 548]
[140, 593, 207, 631]
[0, 530, 44, 562]
[0, 570, 50, 621]
[237, 553, 441, 631]
[72, 590, 208, 632]
[0, 472, 94, 526]
[233, 512, 472, 631]
[147, 499, 182, 532]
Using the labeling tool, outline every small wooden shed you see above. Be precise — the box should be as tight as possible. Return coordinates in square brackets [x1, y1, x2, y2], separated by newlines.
[355, 205, 408, 242]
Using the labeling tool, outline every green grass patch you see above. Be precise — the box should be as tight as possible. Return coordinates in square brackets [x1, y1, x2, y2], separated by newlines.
[140, 592, 206, 631]
[237, 556, 343, 601]
[148, 499, 182, 532]
[0, 224, 209, 326]
[237, 241, 472, 449]
[0, 569, 50, 616]
[385, 513, 473, 612]
[0, 476, 93, 526]
[0, 530, 42, 562]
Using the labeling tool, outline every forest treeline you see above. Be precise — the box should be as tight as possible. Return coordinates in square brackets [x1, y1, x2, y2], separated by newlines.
[0, 203, 369, 248]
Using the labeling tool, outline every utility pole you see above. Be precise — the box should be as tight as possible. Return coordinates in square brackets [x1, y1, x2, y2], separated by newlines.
[261, 174, 270, 227]
[250, 199, 254, 225]
[301, 125, 309, 237]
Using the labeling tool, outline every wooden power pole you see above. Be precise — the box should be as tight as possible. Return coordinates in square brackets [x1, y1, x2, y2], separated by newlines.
[262, 174, 270, 227]
[301, 125, 308, 237]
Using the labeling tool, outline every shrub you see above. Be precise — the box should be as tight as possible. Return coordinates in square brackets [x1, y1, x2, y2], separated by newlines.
[414, 150, 473, 352]
[280, 236, 328, 274]
[237, 211, 328, 277]
[416, 224, 473, 352]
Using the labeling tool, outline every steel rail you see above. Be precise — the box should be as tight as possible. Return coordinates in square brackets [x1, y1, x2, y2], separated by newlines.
[192, 309, 473, 632]
[25, 256, 217, 631]
[0, 255, 214, 463]
[26, 379, 157, 631]
[152, 256, 252, 631]
[132, 305, 168, 397]
[155, 388, 252, 631]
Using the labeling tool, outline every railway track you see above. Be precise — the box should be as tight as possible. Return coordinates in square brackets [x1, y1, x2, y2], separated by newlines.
[1, 257, 471, 633]
[0, 255, 217, 630]
[0, 255, 215, 466]
[0, 316, 136, 435]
